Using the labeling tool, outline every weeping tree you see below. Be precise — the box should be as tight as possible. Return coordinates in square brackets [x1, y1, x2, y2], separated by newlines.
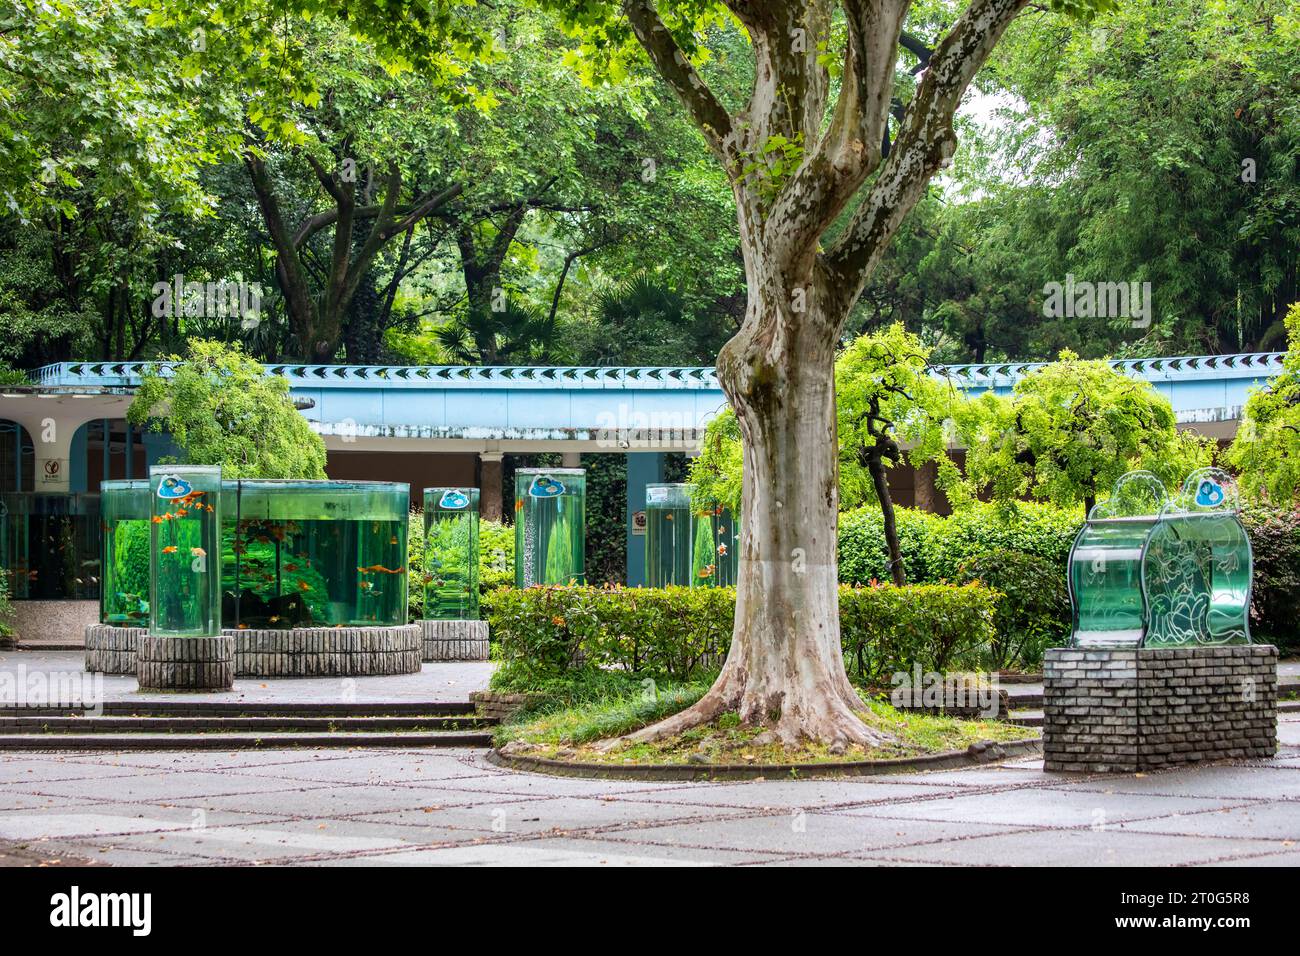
[837, 325, 967, 586]
[529, 0, 1115, 749]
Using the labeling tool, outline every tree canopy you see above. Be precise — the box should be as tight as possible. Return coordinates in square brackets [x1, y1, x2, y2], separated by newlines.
[127, 339, 328, 478]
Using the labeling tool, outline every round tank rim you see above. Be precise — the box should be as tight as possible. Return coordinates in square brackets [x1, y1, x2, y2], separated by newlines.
[513, 467, 586, 475]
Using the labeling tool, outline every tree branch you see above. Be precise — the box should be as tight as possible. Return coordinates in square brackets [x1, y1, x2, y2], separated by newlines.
[824, 0, 1029, 317]
[622, 0, 736, 167]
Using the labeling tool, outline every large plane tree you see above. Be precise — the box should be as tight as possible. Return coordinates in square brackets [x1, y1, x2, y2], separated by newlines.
[529, 0, 1107, 748]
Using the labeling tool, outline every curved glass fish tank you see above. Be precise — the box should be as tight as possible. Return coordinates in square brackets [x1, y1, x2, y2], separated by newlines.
[1067, 469, 1252, 648]
[150, 465, 223, 637]
[690, 497, 739, 587]
[100, 479, 151, 625]
[423, 487, 479, 620]
[645, 484, 693, 587]
[0, 492, 100, 601]
[222, 480, 409, 629]
[514, 468, 585, 587]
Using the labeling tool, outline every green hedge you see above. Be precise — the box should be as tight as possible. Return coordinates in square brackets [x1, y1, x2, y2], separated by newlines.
[954, 550, 1070, 670]
[838, 501, 1083, 585]
[1242, 505, 1300, 651]
[484, 583, 1000, 687]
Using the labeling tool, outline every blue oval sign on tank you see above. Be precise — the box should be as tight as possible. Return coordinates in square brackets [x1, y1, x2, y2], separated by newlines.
[156, 475, 192, 499]
[439, 490, 470, 510]
[528, 475, 566, 498]
[1195, 480, 1225, 508]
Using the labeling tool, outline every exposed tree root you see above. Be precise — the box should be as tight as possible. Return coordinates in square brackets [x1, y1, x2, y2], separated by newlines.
[595, 667, 897, 753]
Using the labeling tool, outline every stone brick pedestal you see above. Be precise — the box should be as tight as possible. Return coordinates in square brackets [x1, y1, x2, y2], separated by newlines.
[1043, 645, 1277, 773]
[137, 636, 235, 691]
[84, 624, 146, 674]
[231, 625, 422, 677]
[421, 619, 489, 661]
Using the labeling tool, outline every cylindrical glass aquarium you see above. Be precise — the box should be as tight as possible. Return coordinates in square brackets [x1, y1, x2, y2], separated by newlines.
[645, 483, 693, 587]
[149, 465, 222, 637]
[423, 487, 480, 620]
[100, 479, 151, 625]
[222, 480, 409, 629]
[514, 468, 585, 587]
[690, 498, 740, 587]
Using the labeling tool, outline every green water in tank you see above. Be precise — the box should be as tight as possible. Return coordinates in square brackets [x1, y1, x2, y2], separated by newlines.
[100, 479, 151, 624]
[514, 469, 585, 587]
[645, 483, 693, 587]
[423, 487, 479, 620]
[150, 466, 223, 637]
[220, 480, 409, 629]
[690, 501, 739, 587]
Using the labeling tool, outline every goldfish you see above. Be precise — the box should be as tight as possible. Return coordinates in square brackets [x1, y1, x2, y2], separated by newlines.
[698, 564, 716, 579]
[161, 546, 178, 554]
[298, 580, 311, 591]
[360, 581, 373, 590]
[514, 498, 524, 512]
[717, 543, 728, 556]
[664, 513, 673, 521]
[358, 564, 403, 574]
[151, 516, 163, 524]
[284, 563, 299, 572]
[269, 615, 280, 623]
[389, 536, 398, 545]
[191, 547, 206, 557]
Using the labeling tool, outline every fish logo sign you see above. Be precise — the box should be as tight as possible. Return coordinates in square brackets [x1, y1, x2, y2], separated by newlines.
[156, 475, 193, 500]
[528, 475, 566, 498]
[438, 490, 470, 510]
[1195, 480, 1225, 508]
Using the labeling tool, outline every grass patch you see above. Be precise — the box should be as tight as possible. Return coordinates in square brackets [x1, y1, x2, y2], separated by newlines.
[496, 685, 1036, 766]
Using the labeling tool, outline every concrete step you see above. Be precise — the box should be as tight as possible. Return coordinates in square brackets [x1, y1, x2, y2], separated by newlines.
[1008, 710, 1043, 727]
[0, 700, 477, 719]
[0, 730, 495, 751]
[0, 715, 494, 734]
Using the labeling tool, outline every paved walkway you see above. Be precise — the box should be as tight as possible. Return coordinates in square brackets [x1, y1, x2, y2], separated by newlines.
[2, 712, 1296, 866]
[0, 650, 493, 704]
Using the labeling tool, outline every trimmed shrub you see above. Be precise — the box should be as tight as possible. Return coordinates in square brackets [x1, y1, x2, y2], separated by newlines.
[484, 583, 999, 688]
[1242, 505, 1300, 651]
[0, 573, 13, 640]
[955, 550, 1071, 670]
[838, 501, 1083, 586]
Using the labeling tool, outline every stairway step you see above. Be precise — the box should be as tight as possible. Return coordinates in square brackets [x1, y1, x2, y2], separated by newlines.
[0, 716, 494, 734]
[0, 700, 477, 719]
[1008, 710, 1043, 727]
[0, 730, 495, 751]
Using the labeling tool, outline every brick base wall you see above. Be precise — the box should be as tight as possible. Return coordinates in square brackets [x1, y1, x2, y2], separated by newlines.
[231, 625, 422, 677]
[84, 624, 146, 674]
[421, 619, 489, 661]
[137, 636, 235, 691]
[1043, 645, 1278, 773]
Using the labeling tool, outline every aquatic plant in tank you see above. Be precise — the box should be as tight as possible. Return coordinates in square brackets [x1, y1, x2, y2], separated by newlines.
[514, 468, 585, 587]
[149, 465, 222, 637]
[0, 492, 100, 601]
[645, 484, 693, 587]
[423, 487, 480, 620]
[100, 479, 151, 624]
[222, 480, 409, 629]
[690, 498, 739, 587]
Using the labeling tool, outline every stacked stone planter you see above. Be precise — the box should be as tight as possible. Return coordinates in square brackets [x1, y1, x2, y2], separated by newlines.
[83, 624, 146, 675]
[1043, 645, 1278, 773]
[421, 619, 489, 661]
[136, 636, 235, 691]
[231, 624, 422, 677]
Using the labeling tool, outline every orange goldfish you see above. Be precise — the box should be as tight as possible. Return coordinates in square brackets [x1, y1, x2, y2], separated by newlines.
[161, 546, 178, 554]
[514, 498, 524, 512]
[698, 564, 715, 579]
[151, 516, 163, 524]
[190, 547, 206, 557]
[298, 580, 311, 591]
[716, 543, 728, 556]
